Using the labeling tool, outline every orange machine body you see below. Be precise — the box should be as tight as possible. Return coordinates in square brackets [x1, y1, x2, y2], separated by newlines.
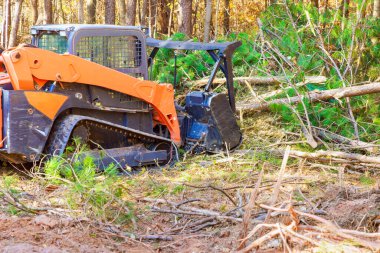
[0, 46, 181, 145]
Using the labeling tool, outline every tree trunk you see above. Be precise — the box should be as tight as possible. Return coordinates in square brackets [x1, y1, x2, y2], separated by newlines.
[168, 0, 175, 36]
[237, 82, 380, 112]
[203, 0, 212, 41]
[78, 0, 84, 23]
[1, 0, 11, 48]
[44, 0, 53, 24]
[31, 0, 39, 24]
[118, 0, 127, 25]
[192, 0, 199, 36]
[105, 0, 116, 24]
[374, 0, 380, 18]
[267, 0, 275, 7]
[60, 0, 66, 23]
[158, 0, 170, 34]
[340, 0, 349, 17]
[311, 0, 319, 8]
[9, 0, 23, 47]
[223, 0, 230, 35]
[149, 0, 157, 34]
[178, 0, 192, 36]
[323, 0, 328, 13]
[214, 0, 219, 39]
[86, 0, 97, 23]
[126, 0, 137, 25]
[141, 0, 148, 26]
[137, 0, 141, 24]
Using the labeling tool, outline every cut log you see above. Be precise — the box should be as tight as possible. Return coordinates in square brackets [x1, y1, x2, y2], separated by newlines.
[274, 148, 380, 164]
[237, 82, 380, 112]
[194, 76, 326, 86]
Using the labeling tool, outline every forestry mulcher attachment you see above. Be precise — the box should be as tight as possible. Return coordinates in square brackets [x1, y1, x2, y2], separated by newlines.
[0, 24, 242, 168]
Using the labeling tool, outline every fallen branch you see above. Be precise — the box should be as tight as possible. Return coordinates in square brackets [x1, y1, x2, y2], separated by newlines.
[208, 184, 237, 206]
[131, 234, 173, 241]
[151, 206, 242, 222]
[163, 217, 217, 234]
[174, 198, 202, 208]
[237, 82, 380, 112]
[313, 127, 379, 153]
[181, 183, 238, 206]
[141, 197, 242, 222]
[273, 148, 380, 165]
[0, 189, 54, 214]
[143, 198, 220, 216]
[194, 75, 326, 86]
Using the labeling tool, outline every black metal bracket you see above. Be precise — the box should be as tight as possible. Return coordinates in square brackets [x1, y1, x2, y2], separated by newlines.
[146, 38, 241, 113]
[205, 55, 223, 92]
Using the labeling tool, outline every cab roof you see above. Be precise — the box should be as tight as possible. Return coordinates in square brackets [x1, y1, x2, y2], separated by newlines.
[31, 24, 144, 33]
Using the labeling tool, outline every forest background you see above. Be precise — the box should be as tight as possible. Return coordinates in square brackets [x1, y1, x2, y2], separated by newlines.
[0, 0, 380, 173]
[0, 0, 379, 252]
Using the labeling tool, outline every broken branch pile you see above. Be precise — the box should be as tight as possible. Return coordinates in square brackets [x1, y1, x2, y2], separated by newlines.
[238, 204, 380, 252]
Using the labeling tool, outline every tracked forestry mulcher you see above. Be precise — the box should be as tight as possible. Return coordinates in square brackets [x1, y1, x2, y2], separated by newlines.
[0, 24, 242, 168]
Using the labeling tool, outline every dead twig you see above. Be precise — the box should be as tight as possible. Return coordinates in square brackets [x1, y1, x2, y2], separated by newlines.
[264, 146, 291, 222]
[260, 204, 380, 250]
[151, 206, 242, 222]
[238, 166, 265, 249]
[208, 184, 237, 206]
[163, 217, 216, 234]
[238, 221, 297, 253]
[174, 198, 202, 208]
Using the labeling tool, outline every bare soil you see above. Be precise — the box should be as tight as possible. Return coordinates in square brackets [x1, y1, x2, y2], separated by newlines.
[0, 215, 146, 253]
[0, 213, 242, 253]
[0, 182, 379, 252]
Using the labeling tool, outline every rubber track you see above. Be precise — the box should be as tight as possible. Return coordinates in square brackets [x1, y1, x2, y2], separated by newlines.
[44, 115, 174, 162]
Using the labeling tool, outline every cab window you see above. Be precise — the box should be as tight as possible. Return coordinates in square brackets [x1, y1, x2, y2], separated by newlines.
[37, 33, 68, 54]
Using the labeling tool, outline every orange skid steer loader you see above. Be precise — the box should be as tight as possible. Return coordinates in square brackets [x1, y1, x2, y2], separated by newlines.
[0, 24, 242, 168]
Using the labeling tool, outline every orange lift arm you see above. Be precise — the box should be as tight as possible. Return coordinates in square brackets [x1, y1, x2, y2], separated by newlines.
[1, 45, 181, 145]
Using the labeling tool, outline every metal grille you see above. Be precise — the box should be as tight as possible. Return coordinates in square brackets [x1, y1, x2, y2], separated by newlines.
[38, 34, 68, 54]
[75, 36, 142, 70]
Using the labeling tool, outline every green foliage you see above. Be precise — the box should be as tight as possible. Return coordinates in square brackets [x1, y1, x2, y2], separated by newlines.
[1, 175, 23, 215]
[3, 175, 19, 190]
[41, 143, 135, 224]
[257, 2, 380, 142]
[150, 2, 379, 142]
[150, 32, 259, 90]
[171, 185, 185, 195]
[359, 172, 375, 186]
